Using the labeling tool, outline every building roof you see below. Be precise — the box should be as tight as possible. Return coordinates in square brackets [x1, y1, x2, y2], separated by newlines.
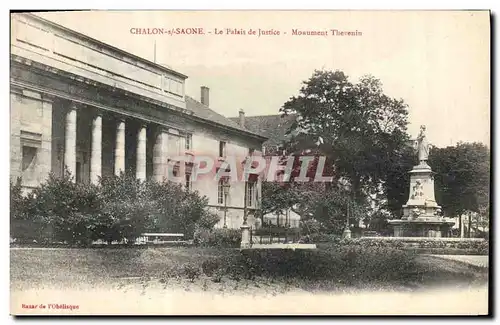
[185, 96, 267, 140]
[229, 114, 297, 147]
[25, 13, 188, 80]
[17, 14, 267, 142]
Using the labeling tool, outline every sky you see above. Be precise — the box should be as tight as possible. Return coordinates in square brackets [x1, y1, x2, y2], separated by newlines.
[34, 10, 490, 148]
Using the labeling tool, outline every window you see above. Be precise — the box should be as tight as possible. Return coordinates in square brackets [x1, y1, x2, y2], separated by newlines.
[219, 141, 226, 157]
[217, 179, 225, 205]
[22, 146, 37, 172]
[168, 133, 182, 156]
[162, 77, 184, 97]
[185, 173, 191, 191]
[246, 181, 256, 207]
[185, 134, 192, 150]
[20, 131, 42, 185]
[76, 162, 82, 183]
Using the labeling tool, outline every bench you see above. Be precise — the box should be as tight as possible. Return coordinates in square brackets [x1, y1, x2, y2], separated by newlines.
[136, 233, 185, 245]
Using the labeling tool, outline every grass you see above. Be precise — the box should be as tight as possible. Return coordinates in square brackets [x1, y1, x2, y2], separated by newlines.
[10, 246, 488, 295]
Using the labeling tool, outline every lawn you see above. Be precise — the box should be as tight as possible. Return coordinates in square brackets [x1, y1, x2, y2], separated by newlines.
[10, 246, 488, 295]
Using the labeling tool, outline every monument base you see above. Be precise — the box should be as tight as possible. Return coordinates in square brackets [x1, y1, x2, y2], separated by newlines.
[388, 217, 455, 237]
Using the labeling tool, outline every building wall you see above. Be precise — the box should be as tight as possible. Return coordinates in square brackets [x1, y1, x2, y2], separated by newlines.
[10, 88, 52, 191]
[11, 13, 186, 110]
[190, 131, 262, 229]
[10, 13, 266, 230]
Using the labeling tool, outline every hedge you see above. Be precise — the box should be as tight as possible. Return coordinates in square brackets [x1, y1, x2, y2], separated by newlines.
[315, 237, 489, 255]
[194, 228, 242, 248]
[195, 246, 418, 283]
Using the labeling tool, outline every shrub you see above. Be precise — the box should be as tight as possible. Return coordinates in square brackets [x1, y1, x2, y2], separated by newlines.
[229, 246, 417, 283]
[182, 264, 201, 282]
[142, 178, 219, 239]
[307, 233, 340, 243]
[194, 228, 242, 248]
[192, 245, 417, 285]
[10, 178, 24, 220]
[299, 219, 322, 235]
[17, 171, 103, 245]
[11, 171, 218, 246]
[316, 237, 489, 255]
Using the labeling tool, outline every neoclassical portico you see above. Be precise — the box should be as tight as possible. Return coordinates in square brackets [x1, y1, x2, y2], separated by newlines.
[58, 103, 175, 184]
[10, 12, 268, 230]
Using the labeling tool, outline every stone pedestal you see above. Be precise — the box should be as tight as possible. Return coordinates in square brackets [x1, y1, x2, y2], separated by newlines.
[402, 163, 440, 218]
[240, 224, 251, 249]
[388, 162, 455, 237]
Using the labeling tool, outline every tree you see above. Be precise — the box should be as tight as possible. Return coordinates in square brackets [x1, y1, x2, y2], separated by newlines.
[311, 187, 365, 234]
[384, 144, 417, 215]
[429, 142, 490, 236]
[280, 70, 410, 204]
[382, 141, 490, 236]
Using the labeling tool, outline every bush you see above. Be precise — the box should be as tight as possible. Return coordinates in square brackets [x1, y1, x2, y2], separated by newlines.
[299, 219, 322, 235]
[307, 233, 340, 243]
[14, 171, 103, 245]
[141, 178, 219, 239]
[194, 228, 242, 248]
[200, 246, 417, 284]
[10, 171, 218, 246]
[316, 237, 489, 255]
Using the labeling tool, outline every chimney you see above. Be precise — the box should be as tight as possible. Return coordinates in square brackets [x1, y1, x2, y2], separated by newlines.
[238, 109, 245, 128]
[200, 86, 209, 106]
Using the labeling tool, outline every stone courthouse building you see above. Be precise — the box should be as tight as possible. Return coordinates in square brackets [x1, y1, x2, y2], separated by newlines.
[10, 13, 267, 229]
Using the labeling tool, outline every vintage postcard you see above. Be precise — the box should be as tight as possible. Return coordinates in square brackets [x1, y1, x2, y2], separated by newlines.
[9, 10, 490, 316]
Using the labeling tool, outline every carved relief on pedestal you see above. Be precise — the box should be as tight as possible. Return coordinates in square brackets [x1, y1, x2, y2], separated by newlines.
[410, 179, 424, 200]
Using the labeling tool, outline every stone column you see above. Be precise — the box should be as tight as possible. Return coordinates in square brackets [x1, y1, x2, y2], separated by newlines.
[90, 113, 102, 184]
[114, 118, 125, 176]
[136, 124, 147, 180]
[64, 105, 77, 179]
[153, 129, 168, 182]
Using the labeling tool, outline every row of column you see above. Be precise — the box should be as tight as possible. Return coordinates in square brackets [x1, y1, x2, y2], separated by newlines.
[63, 105, 166, 183]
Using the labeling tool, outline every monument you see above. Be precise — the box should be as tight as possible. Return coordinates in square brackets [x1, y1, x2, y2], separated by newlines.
[388, 125, 455, 237]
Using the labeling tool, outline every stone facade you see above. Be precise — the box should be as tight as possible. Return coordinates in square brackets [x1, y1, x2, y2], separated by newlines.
[10, 13, 267, 229]
[228, 114, 302, 229]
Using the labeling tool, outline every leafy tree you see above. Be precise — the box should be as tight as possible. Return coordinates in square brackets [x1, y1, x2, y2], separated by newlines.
[281, 70, 410, 204]
[382, 141, 490, 236]
[429, 142, 490, 235]
[267, 70, 410, 233]
[384, 144, 417, 215]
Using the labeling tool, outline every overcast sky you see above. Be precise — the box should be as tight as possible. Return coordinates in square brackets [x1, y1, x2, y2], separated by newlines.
[35, 10, 490, 148]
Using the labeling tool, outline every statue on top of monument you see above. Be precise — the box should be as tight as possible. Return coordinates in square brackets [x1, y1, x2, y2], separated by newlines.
[416, 125, 429, 164]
